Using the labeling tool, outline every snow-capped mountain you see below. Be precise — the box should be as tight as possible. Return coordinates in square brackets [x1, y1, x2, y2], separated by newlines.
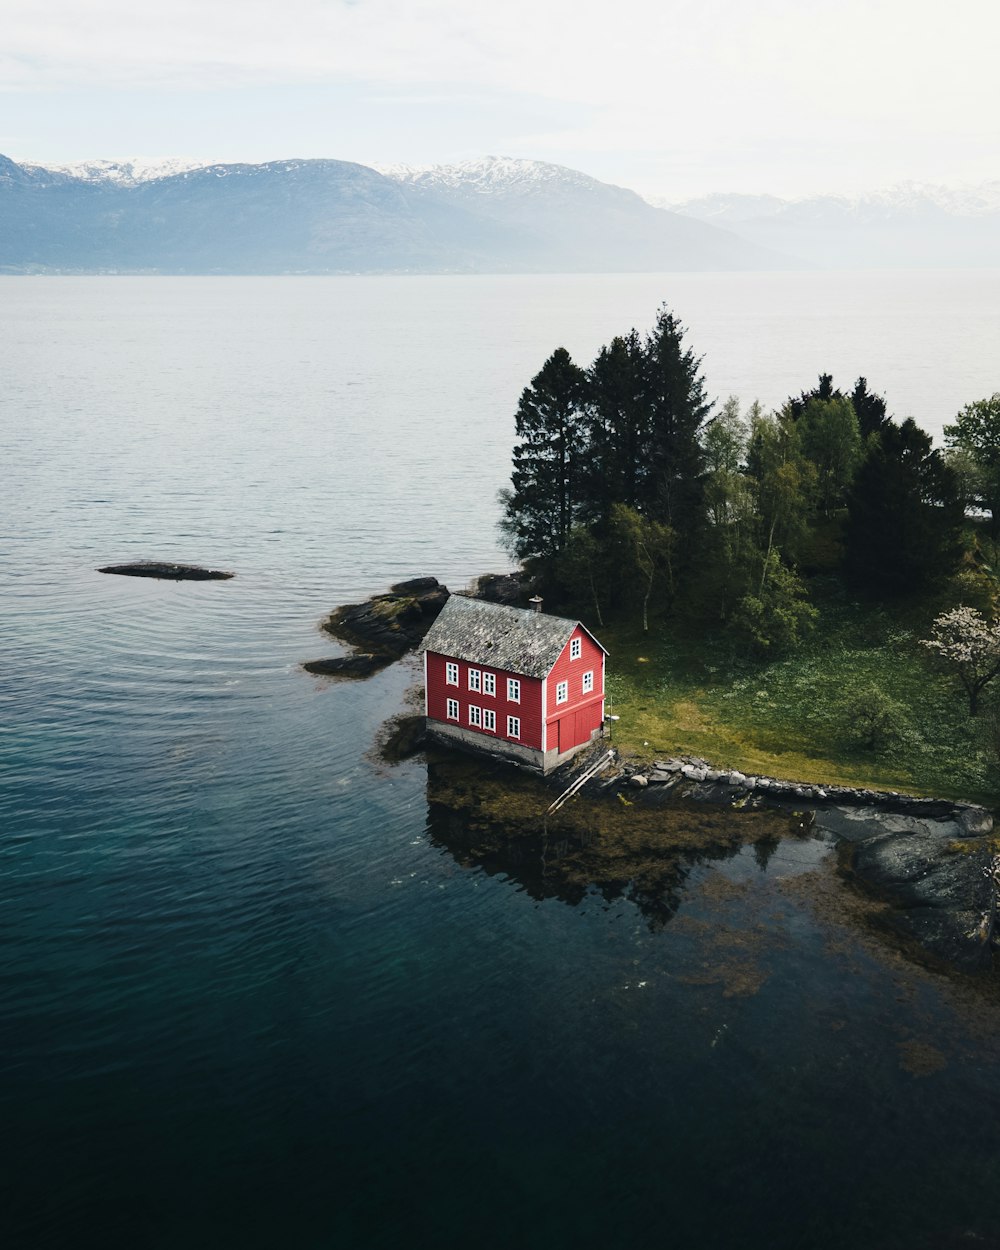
[6, 150, 992, 274]
[662, 181, 1000, 266]
[380, 156, 616, 197]
[0, 153, 787, 275]
[25, 157, 204, 186]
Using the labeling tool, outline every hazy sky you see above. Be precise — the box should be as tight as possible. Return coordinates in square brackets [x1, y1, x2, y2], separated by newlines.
[3, 0, 998, 200]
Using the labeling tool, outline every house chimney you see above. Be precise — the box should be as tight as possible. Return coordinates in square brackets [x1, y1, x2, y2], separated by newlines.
[529, 595, 543, 613]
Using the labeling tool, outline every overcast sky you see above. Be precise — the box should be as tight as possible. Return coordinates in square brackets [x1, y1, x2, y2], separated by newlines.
[3, 0, 998, 200]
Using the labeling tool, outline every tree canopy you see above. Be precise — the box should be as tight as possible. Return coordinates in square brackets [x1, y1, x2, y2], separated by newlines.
[943, 394, 1000, 533]
[499, 313, 980, 653]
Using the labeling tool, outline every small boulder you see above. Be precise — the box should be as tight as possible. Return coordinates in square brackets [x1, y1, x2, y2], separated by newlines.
[389, 576, 441, 596]
[959, 806, 994, 836]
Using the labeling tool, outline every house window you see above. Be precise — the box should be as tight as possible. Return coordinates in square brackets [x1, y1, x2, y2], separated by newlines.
[556, 680, 568, 704]
[507, 715, 520, 739]
[570, 637, 582, 660]
[446, 662, 459, 686]
[468, 668, 481, 693]
[483, 709, 496, 732]
[468, 705, 482, 728]
[446, 698, 459, 720]
[583, 670, 594, 694]
[507, 677, 520, 702]
[483, 672, 496, 697]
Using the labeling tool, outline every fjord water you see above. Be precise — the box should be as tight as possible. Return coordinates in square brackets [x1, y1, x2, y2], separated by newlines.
[4, 273, 1000, 1250]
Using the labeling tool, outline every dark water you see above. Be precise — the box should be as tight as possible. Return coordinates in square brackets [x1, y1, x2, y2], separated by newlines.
[5, 275, 1000, 1249]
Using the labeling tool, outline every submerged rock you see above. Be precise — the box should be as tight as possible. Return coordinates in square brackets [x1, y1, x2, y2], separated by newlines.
[843, 820, 997, 972]
[98, 561, 233, 580]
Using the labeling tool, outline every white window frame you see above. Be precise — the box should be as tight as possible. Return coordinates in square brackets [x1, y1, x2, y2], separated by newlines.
[468, 705, 482, 728]
[507, 715, 520, 739]
[468, 668, 481, 693]
[446, 698, 459, 720]
[570, 637, 582, 661]
[507, 677, 521, 703]
[582, 670, 594, 694]
[445, 661, 459, 686]
[483, 708, 496, 732]
[556, 680, 568, 705]
[483, 672, 496, 697]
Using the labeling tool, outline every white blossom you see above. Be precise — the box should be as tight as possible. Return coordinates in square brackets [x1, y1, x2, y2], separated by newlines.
[920, 606, 1000, 713]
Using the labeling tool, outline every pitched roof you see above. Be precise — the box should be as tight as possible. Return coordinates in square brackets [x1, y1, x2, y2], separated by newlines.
[420, 594, 604, 680]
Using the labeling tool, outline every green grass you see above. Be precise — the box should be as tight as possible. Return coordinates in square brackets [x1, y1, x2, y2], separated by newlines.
[602, 582, 1000, 805]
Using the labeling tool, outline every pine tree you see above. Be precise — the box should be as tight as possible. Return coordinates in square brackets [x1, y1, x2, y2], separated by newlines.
[641, 307, 713, 539]
[499, 348, 588, 562]
[582, 330, 647, 523]
[845, 418, 964, 595]
[851, 377, 890, 440]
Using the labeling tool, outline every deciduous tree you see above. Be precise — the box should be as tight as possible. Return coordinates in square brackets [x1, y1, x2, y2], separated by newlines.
[943, 394, 1000, 534]
[797, 394, 861, 514]
[921, 606, 1000, 715]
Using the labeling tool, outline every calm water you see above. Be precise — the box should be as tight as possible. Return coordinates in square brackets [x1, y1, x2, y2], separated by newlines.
[4, 273, 1000, 1249]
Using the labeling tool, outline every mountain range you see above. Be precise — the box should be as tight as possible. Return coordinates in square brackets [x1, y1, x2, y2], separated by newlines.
[0, 154, 785, 275]
[2, 153, 996, 274]
[663, 183, 1000, 268]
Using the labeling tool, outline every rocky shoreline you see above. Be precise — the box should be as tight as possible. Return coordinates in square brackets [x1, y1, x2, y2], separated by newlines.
[303, 572, 525, 678]
[623, 753, 990, 826]
[613, 751, 998, 973]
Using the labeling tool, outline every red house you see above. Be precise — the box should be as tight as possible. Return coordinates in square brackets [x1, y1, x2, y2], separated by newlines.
[420, 594, 608, 773]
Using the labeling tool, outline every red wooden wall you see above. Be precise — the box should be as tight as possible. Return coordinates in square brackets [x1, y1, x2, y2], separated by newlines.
[425, 651, 544, 750]
[544, 626, 605, 753]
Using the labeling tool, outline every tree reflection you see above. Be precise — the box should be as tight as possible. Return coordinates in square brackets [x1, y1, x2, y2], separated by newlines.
[424, 756, 798, 930]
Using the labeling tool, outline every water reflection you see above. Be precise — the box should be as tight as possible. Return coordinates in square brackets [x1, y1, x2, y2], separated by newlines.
[424, 755, 811, 930]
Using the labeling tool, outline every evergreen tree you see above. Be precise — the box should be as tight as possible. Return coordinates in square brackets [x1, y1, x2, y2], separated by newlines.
[582, 330, 648, 523]
[499, 348, 588, 562]
[788, 372, 841, 421]
[851, 376, 890, 440]
[845, 418, 964, 595]
[641, 307, 713, 539]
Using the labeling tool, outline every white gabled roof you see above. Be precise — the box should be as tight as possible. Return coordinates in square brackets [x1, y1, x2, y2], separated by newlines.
[419, 594, 605, 680]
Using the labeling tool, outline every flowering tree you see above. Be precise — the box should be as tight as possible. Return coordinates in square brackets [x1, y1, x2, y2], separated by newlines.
[920, 606, 1000, 715]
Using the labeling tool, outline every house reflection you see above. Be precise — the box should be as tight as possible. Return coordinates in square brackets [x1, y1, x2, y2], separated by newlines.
[423, 755, 798, 930]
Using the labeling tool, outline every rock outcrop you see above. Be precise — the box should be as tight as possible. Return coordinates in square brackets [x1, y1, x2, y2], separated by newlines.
[304, 577, 450, 679]
[98, 561, 234, 580]
[620, 753, 998, 974]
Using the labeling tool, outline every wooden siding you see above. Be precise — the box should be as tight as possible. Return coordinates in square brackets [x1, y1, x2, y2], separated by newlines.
[544, 625, 606, 753]
[425, 650, 544, 750]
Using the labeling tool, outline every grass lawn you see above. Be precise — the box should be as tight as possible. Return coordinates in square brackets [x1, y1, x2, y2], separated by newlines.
[600, 581, 1000, 806]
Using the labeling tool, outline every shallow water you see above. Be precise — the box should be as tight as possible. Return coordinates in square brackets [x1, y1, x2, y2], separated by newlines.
[4, 274, 1000, 1249]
